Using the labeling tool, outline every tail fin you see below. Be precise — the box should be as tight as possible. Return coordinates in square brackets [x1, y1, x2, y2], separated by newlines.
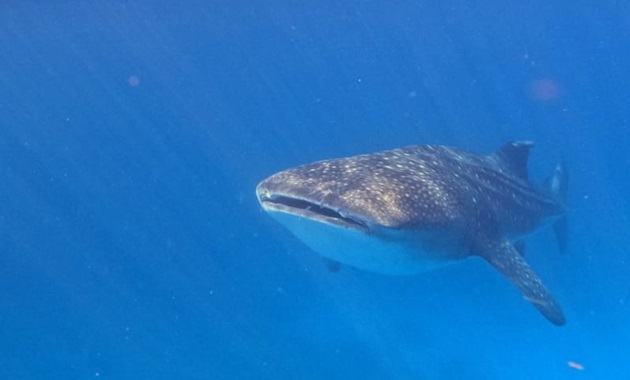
[550, 161, 568, 253]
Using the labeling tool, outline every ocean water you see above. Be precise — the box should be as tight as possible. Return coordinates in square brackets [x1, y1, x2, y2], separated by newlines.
[1, 1, 629, 379]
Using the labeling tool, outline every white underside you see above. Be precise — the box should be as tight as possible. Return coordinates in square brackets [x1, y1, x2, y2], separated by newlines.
[268, 210, 463, 275]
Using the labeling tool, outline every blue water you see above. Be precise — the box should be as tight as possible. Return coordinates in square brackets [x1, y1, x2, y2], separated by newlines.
[1, 1, 629, 379]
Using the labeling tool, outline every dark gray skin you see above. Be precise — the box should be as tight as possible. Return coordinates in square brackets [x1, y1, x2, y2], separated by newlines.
[257, 141, 567, 325]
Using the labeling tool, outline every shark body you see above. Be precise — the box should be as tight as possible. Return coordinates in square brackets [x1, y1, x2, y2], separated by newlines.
[256, 141, 567, 325]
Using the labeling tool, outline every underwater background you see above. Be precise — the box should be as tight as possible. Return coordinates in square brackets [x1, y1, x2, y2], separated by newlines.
[1, 1, 629, 379]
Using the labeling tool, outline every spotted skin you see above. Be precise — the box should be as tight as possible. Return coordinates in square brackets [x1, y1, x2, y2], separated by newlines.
[472, 235, 565, 325]
[257, 142, 567, 325]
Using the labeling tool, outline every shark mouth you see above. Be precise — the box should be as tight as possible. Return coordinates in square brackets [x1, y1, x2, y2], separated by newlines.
[258, 193, 369, 231]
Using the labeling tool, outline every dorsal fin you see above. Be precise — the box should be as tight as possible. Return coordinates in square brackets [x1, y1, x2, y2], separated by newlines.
[493, 141, 534, 180]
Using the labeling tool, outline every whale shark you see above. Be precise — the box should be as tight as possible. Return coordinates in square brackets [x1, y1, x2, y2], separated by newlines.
[256, 141, 567, 325]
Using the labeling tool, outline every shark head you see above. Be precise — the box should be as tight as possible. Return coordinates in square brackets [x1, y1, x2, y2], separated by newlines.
[256, 148, 471, 275]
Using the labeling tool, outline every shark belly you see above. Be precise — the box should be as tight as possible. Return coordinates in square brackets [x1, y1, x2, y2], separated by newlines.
[267, 210, 457, 275]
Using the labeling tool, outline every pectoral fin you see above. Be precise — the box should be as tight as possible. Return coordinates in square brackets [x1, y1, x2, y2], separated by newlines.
[473, 237, 565, 326]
